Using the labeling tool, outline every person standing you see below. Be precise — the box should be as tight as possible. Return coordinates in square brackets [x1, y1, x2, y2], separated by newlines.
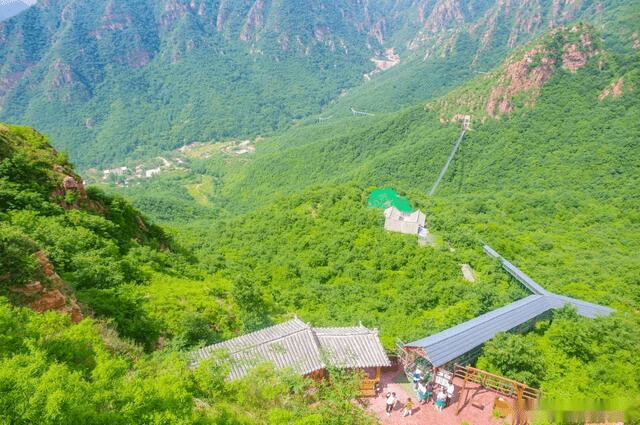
[386, 392, 397, 416]
[403, 398, 414, 417]
[417, 380, 427, 404]
[435, 389, 446, 411]
[412, 367, 422, 386]
[425, 381, 434, 403]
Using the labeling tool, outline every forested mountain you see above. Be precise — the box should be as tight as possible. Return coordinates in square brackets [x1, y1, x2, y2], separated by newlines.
[0, 124, 381, 424]
[0, 122, 186, 347]
[2, 0, 640, 423]
[108, 20, 640, 408]
[0, 0, 623, 167]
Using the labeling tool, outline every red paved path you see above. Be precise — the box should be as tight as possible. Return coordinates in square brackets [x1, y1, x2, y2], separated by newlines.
[365, 368, 516, 425]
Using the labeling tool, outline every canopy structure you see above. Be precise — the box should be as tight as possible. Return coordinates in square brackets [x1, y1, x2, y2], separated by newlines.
[406, 295, 550, 368]
[404, 245, 614, 368]
[368, 187, 413, 212]
[483, 244, 615, 319]
[192, 317, 391, 380]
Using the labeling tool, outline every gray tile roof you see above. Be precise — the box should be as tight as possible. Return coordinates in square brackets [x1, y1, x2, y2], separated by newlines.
[192, 318, 390, 380]
[314, 325, 391, 369]
[384, 207, 426, 235]
[406, 245, 615, 367]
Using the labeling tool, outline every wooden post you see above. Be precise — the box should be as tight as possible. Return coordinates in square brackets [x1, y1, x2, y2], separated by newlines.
[456, 364, 472, 415]
[451, 365, 539, 419]
[511, 384, 526, 425]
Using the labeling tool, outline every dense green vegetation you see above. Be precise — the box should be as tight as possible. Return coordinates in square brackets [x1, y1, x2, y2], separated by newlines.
[9, 42, 374, 168]
[0, 298, 377, 424]
[0, 124, 381, 424]
[107, 24, 640, 414]
[177, 184, 527, 345]
[478, 306, 640, 401]
[2, 7, 640, 422]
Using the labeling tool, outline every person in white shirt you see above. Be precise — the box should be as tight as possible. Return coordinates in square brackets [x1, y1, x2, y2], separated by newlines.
[446, 383, 455, 405]
[435, 389, 446, 411]
[412, 367, 422, 386]
[417, 380, 427, 404]
[386, 392, 397, 416]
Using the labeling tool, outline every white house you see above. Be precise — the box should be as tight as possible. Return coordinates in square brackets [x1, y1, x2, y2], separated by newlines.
[145, 168, 161, 178]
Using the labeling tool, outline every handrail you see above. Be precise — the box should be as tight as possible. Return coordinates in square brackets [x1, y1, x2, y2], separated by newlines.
[454, 364, 541, 400]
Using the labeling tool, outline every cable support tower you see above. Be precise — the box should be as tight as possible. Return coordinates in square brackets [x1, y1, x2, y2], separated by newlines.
[317, 115, 333, 123]
[350, 107, 374, 117]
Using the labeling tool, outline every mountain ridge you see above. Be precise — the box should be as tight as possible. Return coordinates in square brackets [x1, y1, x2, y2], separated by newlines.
[0, 0, 625, 168]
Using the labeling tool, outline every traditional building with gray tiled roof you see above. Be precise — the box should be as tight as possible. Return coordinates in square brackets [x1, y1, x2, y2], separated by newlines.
[384, 207, 426, 235]
[192, 317, 391, 380]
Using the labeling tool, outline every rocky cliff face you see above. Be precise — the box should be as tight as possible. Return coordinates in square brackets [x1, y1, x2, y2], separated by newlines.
[395, 0, 602, 60]
[426, 25, 603, 122]
[9, 251, 84, 323]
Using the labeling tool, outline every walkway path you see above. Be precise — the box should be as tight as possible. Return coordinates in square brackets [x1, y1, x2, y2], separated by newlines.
[366, 368, 514, 425]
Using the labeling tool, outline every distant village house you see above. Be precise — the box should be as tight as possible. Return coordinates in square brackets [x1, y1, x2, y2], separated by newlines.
[145, 168, 161, 178]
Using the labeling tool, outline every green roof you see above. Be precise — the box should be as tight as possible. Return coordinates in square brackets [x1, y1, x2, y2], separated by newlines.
[367, 188, 412, 212]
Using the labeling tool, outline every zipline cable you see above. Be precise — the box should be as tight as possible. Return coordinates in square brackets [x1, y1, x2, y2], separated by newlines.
[429, 130, 465, 196]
